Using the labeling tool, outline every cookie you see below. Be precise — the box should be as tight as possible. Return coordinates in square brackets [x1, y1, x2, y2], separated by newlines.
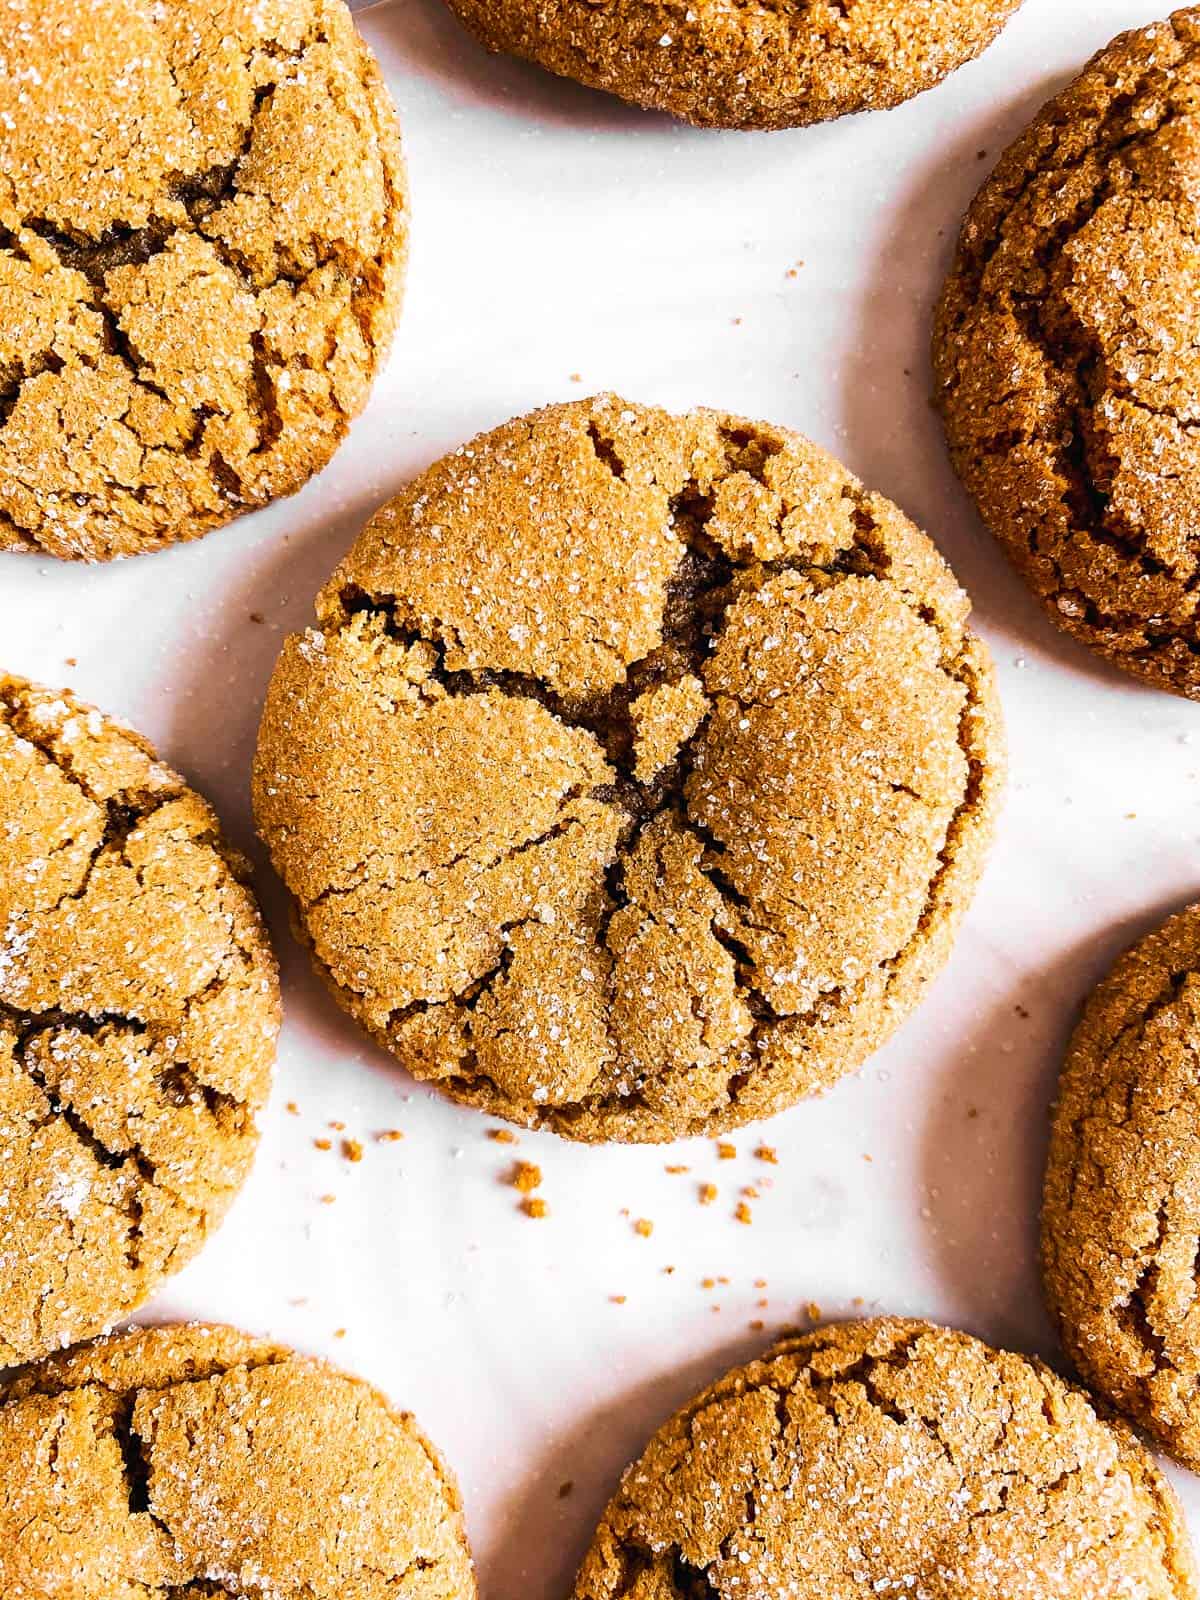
[1042, 903, 1200, 1469]
[441, 0, 1021, 131]
[573, 1318, 1198, 1600]
[0, 1322, 476, 1600]
[934, 10, 1200, 698]
[0, 675, 280, 1361]
[254, 395, 1004, 1142]
[0, 0, 407, 562]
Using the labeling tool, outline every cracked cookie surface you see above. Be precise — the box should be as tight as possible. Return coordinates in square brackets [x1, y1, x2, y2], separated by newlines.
[572, 1318, 1198, 1600]
[441, 0, 1021, 131]
[253, 395, 1004, 1142]
[0, 1322, 476, 1600]
[0, 675, 279, 1361]
[0, 0, 407, 562]
[1042, 903, 1200, 1469]
[934, 9, 1200, 698]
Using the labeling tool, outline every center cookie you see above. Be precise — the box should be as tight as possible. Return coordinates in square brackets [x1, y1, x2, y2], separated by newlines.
[254, 396, 1004, 1141]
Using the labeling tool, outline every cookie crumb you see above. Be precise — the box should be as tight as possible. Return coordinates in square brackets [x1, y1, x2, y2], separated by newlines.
[665, 1164, 689, 1174]
[250, 611, 265, 624]
[522, 1197, 549, 1220]
[286, 1101, 300, 1115]
[512, 1161, 543, 1193]
[319, 1194, 336, 1206]
[488, 1128, 518, 1144]
[699, 1183, 718, 1206]
[559, 1480, 575, 1499]
[716, 1142, 737, 1160]
[634, 1218, 654, 1238]
[610, 1294, 627, 1305]
[314, 1137, 332, 1151]
[343, 1139, 363, 1163]
[377, 1129, 404, 1143]
[735, 1201, 753, 1225]
[754, 1145, 778, 1164]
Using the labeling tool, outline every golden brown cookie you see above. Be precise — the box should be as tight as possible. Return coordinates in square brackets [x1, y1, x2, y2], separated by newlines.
[0, 675, 280, 1361]
[441, 0, 1021, 131]
[253, 395, 1004, 1142]
[573, 1319, 1198, 1600]
[1042, 903, 1200, 1469]
[0, 0, 407, 562]
[0, 1322, 476, 1600]
[934, 10, 1200, 698]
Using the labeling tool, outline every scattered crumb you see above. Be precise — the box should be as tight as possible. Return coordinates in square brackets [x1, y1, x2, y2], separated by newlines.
[249, 610, 265, 624]
[569, 372, 582, 384]
[522, 1196, 549, 1220]
[750, 1319, 765, 1332]
[757, 1299, 769, 1309]
[343, 1138, 364, 1163]
[329, 1120, 346, 1131]
[611, 1294, 627, 1305]
[1015, 1003, 1030, 1019]
[754, 1278, 768, 1289]
[512, 1161, 543, 1193]
[742, 1185, 760, 1201]
[377, 1129, 404, 1143]
[558, 1480, 575, 1499]
[735, 1201, 753, 1225]
[286, 1101, 300, 1115]
[319, 1194, 336, 1205]
[663, 1265, 676, 1275]
[699, 1183, 718, 1206]
[64, 656, 77, 667]
[755, 1145, 778, 1165]
[967, 1107, 980, 1120]
[488, 1128, 518, 1144]
[702, 1277, 716, 1290]
[665, 1164, 690, 1175]
[718, 1275, 729, 1286]
[634, 1218, 654, 1239]
[807, 1302, 822, 1322]
[716, 1142, 737, 1160]
[313, 1137, 332, 1151]
[333, 1328, 346, 1340]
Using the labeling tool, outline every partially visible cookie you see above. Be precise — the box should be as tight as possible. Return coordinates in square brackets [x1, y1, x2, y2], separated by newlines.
[1043, 903, 1200, 1469]
[573, 1319, 1197, 1600]
[0, 1323, 476, 1600]
[253, 394, 1005, 1142]
[442, 0, 1022, 131]
[0, 675, 280, 1361]
[0, 0, 407, 561]
[934, 10, 1200, 697]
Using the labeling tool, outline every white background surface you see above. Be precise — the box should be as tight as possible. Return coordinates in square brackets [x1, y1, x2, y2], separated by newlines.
[4, 0, 1200, 1590]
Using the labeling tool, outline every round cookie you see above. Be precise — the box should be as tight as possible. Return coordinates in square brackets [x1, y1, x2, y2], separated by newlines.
[0, 0, 407, 562]
[0, 675, 280, 1361]
[1043, 903, 1200, 1469]
[934, 10, 1200, 698]
[0, 1322, 476, 1600]
[573, 1318, 1198, 1600]
[254, 395, 1004, 1142]
[441, 0, 1022, 131]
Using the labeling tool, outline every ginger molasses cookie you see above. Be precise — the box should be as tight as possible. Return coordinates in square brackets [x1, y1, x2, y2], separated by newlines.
[573, 1319, 1198, 1600]
[0, 676, 279, 1361]
[0, 1323, 476, 1600]
[441, 0, 1021, 131]
[0, 0, 406, 562]
[254, 395, 1004, 1142]
[935, 10, 1200, 698]
[1043, 902, 1200, 1470]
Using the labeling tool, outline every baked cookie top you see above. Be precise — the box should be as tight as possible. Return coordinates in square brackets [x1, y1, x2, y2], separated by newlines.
[0, 0, 407, 562]
[935, 9, 1200, 698]
[254, 395, 1004, 1142]
[0, 1323, 476, 1600]
[0, 675, 279, 1361]
[1043, 902, 1200, 1469]
[442, 0, 1021, 131]
[572, 1319, 1197, 1600]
